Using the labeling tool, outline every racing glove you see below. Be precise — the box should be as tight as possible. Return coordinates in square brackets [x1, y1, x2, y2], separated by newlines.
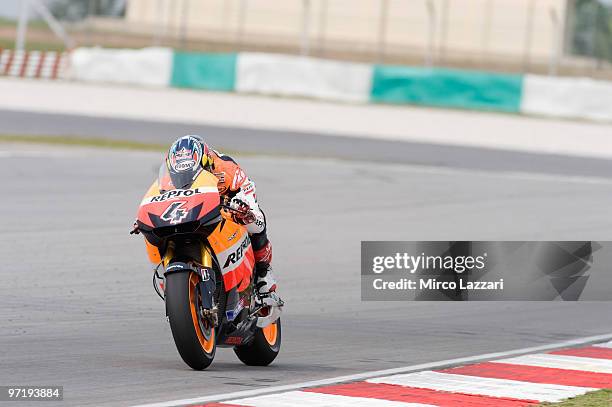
[228, 197, 256, 225]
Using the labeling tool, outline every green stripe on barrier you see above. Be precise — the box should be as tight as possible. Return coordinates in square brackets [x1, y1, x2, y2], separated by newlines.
[370, 66, 523, 113]
[171, 52, 236, 91]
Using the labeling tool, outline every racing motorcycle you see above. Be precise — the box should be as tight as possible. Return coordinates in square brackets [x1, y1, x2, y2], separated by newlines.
[131, 161, 282, 370]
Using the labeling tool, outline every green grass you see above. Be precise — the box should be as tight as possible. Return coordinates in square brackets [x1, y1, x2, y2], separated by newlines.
[0, 134, 167, 151]
[0, 17, 49, 30]
[0, 134, 248, 158]
[538, 389, 612, 406]
[0, 38, 65, 52]
[0, 17, 65, 51]
[0, 17, 14, 27]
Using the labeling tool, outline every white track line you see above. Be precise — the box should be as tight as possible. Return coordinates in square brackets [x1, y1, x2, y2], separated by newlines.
[0, 148, 160, 159]
[368, 371, 594, 403]
[130, 332, 612, 407]
[304, 154, 612, 186]
[0, 149, 119, 158]
[0, 151, 75, 158]
[493, 354, 612, 374]
[594, 340, 612, 348]
[223, 391, 436, 407]
[396, 161, 612, 186]
[5, 139, 612, 186]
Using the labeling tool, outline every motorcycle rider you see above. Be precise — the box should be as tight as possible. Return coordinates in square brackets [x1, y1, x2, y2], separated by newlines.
[166, 135, 277, 296]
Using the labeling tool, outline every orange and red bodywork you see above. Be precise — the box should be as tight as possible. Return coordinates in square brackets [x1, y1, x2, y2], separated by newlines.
[136, 169, 254, 292]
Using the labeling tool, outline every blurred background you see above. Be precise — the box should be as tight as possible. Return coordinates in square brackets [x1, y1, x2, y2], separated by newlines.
[1, 0, 611, 77]
[2, 2, 612, 406]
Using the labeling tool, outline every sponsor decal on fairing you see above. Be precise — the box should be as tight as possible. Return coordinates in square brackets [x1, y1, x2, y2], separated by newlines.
[220, 234, 252, 270]
[140, 187, 218, 206]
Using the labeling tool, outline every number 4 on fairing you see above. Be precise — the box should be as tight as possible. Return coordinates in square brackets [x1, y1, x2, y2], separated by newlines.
[161, 201, 189, 224]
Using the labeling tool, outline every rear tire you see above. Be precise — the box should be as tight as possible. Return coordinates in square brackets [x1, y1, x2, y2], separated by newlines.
[234, 318, 281, 366]
[165, 271, 216, 370]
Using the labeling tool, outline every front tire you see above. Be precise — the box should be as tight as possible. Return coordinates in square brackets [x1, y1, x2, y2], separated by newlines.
[234, 319, 281, 366]
[165, 271, 216, 370]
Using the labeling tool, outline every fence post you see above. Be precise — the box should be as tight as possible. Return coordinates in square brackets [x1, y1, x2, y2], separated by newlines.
[377, 0, 390, 62]
[301, 0, 312, 55]
[317, 0, 329, 54]
[522, 0, 535, 72]
[237, 0, 248, 48]
[153, 0, 164, 45]
[15, 0, 30, 52]
[481, 0, 493, 63]
[439, 0, 450, 63]
[591, 2, 603, 69]
[222, 0, 231, 40]
[85, 0, 95, 46]
[179, 0, 189, 49]
[425, 0, 436, 67]
[549, 7, 561, 75]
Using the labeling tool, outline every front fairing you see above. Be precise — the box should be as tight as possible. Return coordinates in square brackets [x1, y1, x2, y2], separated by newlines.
[137, 166, 254, 292]
[137, 170, 221, 230]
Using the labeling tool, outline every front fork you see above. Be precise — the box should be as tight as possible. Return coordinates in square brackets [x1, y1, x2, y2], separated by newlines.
[162, 242, 218, 325]
[197, 245, 216, 312]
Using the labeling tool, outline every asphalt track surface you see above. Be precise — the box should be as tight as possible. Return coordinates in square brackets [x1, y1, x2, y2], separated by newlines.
[3, 109, 612, 179]
[2, 138, 612, 407]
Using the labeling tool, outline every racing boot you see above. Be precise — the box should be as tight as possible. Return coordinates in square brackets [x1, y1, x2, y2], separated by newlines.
[255, 262, 277, 295]
[253, 240, 276, 295]
[254, 262, 283, 328]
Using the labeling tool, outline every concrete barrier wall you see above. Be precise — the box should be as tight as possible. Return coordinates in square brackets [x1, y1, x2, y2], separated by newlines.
[371, 65, 523, 113]
[521, 75, 612, 122]
[171, 52, 236, 91]
[57, 47, 612, 123]
[236, 53, 372, 103]
[68, 47, 173, 87]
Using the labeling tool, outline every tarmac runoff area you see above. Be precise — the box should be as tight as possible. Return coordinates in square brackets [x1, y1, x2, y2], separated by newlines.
[2, 77, 612, 160]
[1, 141, 612, 406]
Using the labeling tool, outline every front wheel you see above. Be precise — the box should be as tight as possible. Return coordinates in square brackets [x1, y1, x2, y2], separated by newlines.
[234, 319, 281, 366]
[165, 271, 216, 370]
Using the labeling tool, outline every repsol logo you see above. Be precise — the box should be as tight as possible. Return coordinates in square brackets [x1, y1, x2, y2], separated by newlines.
[149, 188, 205, 203]
[223, 236, 250, 268]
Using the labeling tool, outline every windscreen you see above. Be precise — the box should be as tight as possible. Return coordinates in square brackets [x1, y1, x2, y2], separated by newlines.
[158, 161, 202, 191]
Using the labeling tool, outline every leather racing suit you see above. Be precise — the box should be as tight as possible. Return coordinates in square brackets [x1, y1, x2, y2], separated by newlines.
[208, 149, 276, 293]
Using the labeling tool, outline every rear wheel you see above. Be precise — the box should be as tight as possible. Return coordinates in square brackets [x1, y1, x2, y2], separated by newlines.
[234, 318, 281, 366]
[165, 271, 216, 370]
